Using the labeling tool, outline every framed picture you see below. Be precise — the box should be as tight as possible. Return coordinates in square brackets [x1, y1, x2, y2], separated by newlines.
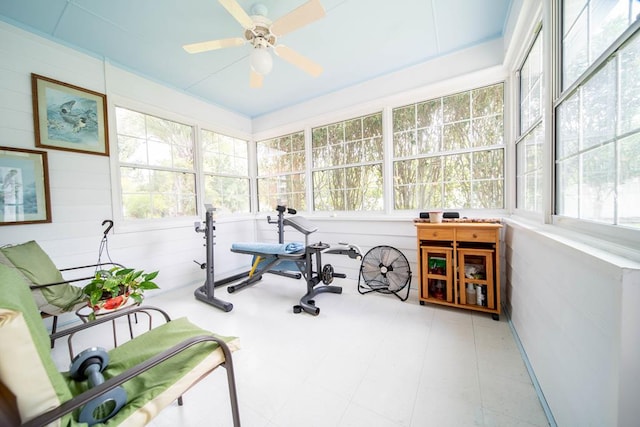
[31, 73, 109, 156]
[0, 146, 51, 225]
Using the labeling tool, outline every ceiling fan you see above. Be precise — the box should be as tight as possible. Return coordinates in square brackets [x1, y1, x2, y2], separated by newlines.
[183, 0, 325, 88]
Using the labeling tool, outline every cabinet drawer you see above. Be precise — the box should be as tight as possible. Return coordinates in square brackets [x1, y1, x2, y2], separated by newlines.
[418, 227, 454, 241]
[456, 228, 497, 243]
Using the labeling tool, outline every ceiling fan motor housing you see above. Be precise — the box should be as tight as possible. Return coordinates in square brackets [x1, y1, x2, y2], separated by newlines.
[244, 15, 276, 47]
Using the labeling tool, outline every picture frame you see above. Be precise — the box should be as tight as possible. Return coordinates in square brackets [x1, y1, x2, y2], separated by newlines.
[0, 146, 51, 225]
[31, 73, 109, 156]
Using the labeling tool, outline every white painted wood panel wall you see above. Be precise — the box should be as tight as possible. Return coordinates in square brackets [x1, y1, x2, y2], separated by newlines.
[0, 22, 255, 327]
[504, 220, 640, 426]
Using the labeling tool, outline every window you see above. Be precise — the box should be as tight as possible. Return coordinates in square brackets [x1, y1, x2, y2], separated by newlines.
[115, 107, 196, 219]
[393, 83, 505, 210]
[562, 0, 640, 89]
[556, 1, 640, 227]
[311, 113, 383, 211]
[201, 129, 250, 214]
[516, 29, 544, 213]
[256, 131, 306, 212]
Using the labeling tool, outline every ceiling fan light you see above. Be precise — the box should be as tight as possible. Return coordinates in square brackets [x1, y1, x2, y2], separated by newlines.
[250, 47, 273, 75]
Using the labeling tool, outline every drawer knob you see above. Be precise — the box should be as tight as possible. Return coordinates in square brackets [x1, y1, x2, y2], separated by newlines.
[472, 233, 477, 238]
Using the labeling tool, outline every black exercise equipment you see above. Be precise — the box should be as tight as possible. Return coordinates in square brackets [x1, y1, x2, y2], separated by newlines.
[69, 347, 127, 425]
[228, 207, 362, 315]
[193, 205, 246, 312]
[267, 204, 302, 244]
[264, 204, 310, 279]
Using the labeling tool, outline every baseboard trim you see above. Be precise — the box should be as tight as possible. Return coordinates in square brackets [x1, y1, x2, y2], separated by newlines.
[504, 303, 557, 427]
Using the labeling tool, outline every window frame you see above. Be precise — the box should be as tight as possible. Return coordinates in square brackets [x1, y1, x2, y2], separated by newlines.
[310, 111, 385, 213]
[391, 82, 506, 211]
[109, 98, 252, 232]
[515, 25, 545, 215]
[200, 128, 251, 215]
[114, 105, 198, 223]
[553, 2, 640, 242]
[255, 130, 307, 213]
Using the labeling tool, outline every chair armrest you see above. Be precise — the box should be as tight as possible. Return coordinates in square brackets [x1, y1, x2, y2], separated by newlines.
[22, 334, 236, 427]
[49, 305, 172, 357]
[50, 305, 171, 339]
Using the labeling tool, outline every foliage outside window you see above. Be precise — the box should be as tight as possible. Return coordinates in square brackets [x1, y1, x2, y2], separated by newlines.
[556, 27, 640, 227]
[311, 113, 383, 211]
[562, 0, 640, 89]
[393, 83, 504, 210]
[516, 30, 544, 213]
[256, 131, 306, 212]
[201, 129, 250, 214]
[115, 107, 196, 219]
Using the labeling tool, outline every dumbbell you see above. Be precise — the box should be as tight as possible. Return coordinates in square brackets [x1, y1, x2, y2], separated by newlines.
[69, 347, 127, 426]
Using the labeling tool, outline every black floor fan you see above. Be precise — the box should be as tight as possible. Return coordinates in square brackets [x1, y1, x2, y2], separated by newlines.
[358, 245, 411, 301]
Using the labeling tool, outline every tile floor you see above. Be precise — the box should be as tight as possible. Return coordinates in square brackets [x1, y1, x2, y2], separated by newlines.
[51, 276, 550, 427]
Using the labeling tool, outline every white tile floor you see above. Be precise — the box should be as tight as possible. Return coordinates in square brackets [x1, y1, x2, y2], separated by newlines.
[51, 276, 550, 427]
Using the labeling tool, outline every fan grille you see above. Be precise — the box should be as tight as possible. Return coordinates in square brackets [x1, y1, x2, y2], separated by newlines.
[358, 245, 411, 300]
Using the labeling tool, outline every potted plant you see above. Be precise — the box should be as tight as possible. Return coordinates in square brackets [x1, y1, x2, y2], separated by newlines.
[83, 266, 159, 318]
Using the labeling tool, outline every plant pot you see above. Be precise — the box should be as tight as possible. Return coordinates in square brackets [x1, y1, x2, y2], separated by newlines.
[92, 294, 129, 313]
[90, 286, 131, 314]
[429, 211, 443, 223]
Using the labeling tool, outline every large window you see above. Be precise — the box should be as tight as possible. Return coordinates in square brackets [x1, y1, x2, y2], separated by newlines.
[556, 1, 640, 227]
[256, 131, 306, 212]
[516, 30, 544, 213]
[115, 107, 196, 219]
[201, 129, 250, 214]
[311, 113, 383, 211]
[562, 0, 640, 89]
[393, 83, 504, 210]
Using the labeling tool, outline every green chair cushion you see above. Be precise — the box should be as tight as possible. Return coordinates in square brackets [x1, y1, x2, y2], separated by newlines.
[0, 241, 85, 314]
[65, 317, 239, 425]
[0, 264, 75, 426]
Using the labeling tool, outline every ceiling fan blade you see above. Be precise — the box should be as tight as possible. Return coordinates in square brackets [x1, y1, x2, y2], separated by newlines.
[270, 0, 325, 37]
[183, 37, 245, 54]
[219, 0, 255, 30]
[250, 70, 263, 88]
[274, 45, 323, 77]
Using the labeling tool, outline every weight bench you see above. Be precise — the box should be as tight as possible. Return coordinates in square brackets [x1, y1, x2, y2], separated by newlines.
[228, 216, 362, 315]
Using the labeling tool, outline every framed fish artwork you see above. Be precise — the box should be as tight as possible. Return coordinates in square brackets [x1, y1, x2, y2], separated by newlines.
[31, 73, 109, 156]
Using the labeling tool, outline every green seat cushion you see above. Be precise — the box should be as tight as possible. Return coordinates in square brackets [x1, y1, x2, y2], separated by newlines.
[0, 264, 75, 425]
[0, 241, 85, 314]
[65, 317, 239, 425]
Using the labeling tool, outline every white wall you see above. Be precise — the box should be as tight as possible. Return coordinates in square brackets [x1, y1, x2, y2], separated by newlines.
[0, 21, 255, 329]
[504, 219, 640, 426]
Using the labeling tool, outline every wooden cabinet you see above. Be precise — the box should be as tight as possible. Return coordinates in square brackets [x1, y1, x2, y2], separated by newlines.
[421, 246, 454, 303]
[415, 222, 502, 320]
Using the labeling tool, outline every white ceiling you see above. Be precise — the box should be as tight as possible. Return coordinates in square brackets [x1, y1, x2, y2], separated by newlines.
[0, 0, 513, 118]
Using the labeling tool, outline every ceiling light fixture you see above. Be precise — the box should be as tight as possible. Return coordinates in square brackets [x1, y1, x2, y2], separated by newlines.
[250, 45, 273, 75]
